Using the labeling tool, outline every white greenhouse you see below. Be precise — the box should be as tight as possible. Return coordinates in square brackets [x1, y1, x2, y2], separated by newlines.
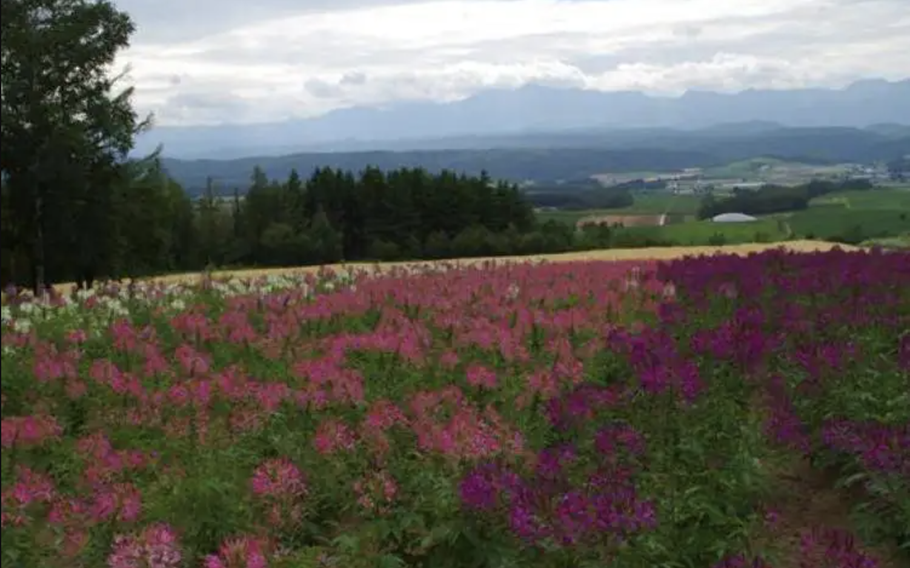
[711, 212, 758, 223]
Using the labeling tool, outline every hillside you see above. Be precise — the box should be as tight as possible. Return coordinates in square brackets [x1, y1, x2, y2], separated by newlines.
[162, 126, 910, 195]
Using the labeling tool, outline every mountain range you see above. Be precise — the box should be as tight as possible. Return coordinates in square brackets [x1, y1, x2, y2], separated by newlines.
[138, 79, 910, 159]
[162, 124, 910, 195]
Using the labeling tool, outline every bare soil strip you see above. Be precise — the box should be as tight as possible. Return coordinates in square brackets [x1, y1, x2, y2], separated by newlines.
[47, 240, 858, 291]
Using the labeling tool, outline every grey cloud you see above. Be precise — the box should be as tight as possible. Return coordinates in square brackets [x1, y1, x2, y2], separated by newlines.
[340, 72, 367, 86]
[150, 1, 910, 74]
[570, 2, 910, 73]
[158, 91, 258, 124]
[304, 78, 344, 99]
[304, 73, 368, 99]
[189, 34, 428, 69]
[123, 0, 910, 126]
[673, 25, 702, 40]
[115, 0, 474, 43]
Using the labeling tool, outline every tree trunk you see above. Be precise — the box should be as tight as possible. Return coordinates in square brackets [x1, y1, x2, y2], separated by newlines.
[32, 193, 46, 296]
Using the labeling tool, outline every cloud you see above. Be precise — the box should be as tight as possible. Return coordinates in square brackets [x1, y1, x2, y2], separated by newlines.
[113, 0, 910, 126]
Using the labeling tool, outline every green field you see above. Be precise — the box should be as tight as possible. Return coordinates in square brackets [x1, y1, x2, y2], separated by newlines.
[535, 193, 702, 225]
[809, 188, 910, 211]
[703, 157, 850, 185]
[536, 186, 910, 247]
[620, 193, 703, 214]
[536, 208, 619, 226]
[788, 209, 910, 241]
[618, 218, 788, 246]
[861, 234, 910, 249]
[779, 188, 910, 241]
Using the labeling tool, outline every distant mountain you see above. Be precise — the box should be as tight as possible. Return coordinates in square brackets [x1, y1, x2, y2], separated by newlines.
[864, 123, 910, 138]
[137, 79, 910, 159]
[161, 125, 910, 195]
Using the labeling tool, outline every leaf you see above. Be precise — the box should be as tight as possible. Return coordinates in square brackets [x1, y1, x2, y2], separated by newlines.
[838, 472, 868, 488]
[331, 534, 360, 553]
[378, 554, 406, 568]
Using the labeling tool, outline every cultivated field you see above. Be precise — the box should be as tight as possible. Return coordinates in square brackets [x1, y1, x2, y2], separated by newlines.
[788, 209, 910, 241]
[535, 194, 702, 226]
[778, 189, 910, 241]
[862, 235, 910, 249]
[704, 158, 851, 186]
[575, 214, 665, 229]
[57, 240, 854, 290]
[619, 218, 789, 245]
[809, 188, 910, 211]
[2, 246, 906, 568]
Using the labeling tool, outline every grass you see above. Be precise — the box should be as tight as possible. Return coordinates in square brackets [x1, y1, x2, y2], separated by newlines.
[809, 188, 910, 211]
[617, 218, 789, 246]
[861, 234, 910, 250]
[788, 209, 910, 241]
[704, 157, 792, 178]
[536, 208, 620, 226]
[616, 193, 703, 215]
[703, 158, 849, 184]
[535, 194, 703, 225]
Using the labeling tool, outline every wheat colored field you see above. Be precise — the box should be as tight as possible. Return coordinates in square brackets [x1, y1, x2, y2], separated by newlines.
[103, 240, 857, 288]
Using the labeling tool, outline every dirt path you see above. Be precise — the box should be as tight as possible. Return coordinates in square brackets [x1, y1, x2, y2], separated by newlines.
[762, 459, 902, 567]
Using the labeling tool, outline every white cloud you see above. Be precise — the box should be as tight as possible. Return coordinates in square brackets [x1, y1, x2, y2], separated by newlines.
[113, 0, 910, 126]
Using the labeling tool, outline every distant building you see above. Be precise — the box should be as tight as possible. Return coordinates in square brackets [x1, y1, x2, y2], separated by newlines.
[711, 213, 758, 223]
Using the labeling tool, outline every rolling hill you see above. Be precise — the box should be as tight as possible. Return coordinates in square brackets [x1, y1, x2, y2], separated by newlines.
[161, 125, 910, 195]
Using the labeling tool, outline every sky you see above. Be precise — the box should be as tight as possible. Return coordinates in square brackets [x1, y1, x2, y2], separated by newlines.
[112, 0, 910, 126]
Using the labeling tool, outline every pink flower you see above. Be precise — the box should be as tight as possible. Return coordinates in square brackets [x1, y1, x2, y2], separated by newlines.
[205, 536, 269, 568]
[465, 364, 498, 389]
[250, 458, 307, 498]
[313, 419, 357, 455]
[107, 523, 182, 568]
[0, 414, 62, 448]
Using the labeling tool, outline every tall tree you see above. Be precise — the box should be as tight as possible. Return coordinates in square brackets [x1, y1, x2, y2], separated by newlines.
[1, 0, 146, 291]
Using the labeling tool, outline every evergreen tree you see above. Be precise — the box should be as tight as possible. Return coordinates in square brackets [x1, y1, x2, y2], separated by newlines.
[1, 0, 146, 291]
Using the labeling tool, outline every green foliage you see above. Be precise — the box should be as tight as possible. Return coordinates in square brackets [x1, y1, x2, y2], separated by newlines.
[1, 0, 147, 291]
[696, 179, 874, 219]
[2, 252, 907, 566]
[616, 219, 786, 247]
[788, 210, 910, 243]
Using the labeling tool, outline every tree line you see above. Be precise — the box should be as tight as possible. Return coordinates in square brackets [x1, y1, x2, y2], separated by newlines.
[524, 178, 635, 210]
[0, 0, 550, 291]
[0, 0, 676, 293]
[697, 179, 875, 219]
[0, 158, 543, 288]
[3, 156, 686, 289]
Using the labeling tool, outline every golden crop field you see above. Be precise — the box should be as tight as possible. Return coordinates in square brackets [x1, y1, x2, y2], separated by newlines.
[111, 239, 858, 288]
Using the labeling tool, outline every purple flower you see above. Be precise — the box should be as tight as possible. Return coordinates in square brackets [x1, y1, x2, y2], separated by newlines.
[459, 466, 500, 511]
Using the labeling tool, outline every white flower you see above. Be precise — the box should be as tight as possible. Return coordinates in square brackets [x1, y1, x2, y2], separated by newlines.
[76, 288, 96, 301]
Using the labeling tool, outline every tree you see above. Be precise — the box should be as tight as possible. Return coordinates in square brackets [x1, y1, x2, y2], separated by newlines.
[1, 0, 145, 291]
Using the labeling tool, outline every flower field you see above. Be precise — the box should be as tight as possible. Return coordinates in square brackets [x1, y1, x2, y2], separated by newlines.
[2, 247, 908, 568]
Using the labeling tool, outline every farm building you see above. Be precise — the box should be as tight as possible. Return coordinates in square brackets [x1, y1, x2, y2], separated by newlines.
[711, 212, 758, 223]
